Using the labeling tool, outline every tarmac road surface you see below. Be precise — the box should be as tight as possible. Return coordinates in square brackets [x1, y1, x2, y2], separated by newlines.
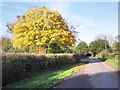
[54, 58, 118, 88]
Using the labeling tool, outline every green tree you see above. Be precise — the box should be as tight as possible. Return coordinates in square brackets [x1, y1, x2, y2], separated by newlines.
[10, 6, 75, 54]
[75, 41, 88, 54]
[46, 42, 63, 53]
[112, 42, 120, 54]
[0, 36, 14, 52]
[89, 39, 110, 55]
[21, 45, 36, 53]
[95, 34, 115, 46]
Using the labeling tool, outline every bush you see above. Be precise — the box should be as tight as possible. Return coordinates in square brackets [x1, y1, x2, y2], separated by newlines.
[2, 53, 81, 86]
[97, 50, 110, 58]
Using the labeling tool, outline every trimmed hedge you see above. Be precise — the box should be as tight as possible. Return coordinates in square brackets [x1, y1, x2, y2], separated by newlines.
[2, 53, 83, 86]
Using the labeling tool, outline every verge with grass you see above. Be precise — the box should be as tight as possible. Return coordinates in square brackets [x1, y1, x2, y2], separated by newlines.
[105, 57, 118, 70]
[4, 63, 84, 88]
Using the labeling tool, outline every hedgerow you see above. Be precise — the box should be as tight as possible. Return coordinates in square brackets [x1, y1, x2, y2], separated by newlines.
[2, 53, 85, 86]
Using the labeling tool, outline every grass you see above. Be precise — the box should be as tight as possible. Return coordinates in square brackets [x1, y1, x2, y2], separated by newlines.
[105, 57, 119, 70]
[5, 63, 84, 88]
[94, 55, 119, 70]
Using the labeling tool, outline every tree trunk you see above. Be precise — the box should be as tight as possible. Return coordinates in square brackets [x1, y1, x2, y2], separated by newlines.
[36, 46, 45, 55]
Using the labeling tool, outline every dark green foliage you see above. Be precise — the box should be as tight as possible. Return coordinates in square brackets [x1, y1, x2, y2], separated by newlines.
[98, 57, 107, 62]
[75, 41, 88, 54]
[21, 45, 36, 53]
[47, 42, 63, 53]
[63, 46, 74, 53]
[107, 47, 113, 53]
[2, 53, 81, 86]
[91, 49, 97, 57]
[73, 54, 80, 63]
[46, 43, 74, 54]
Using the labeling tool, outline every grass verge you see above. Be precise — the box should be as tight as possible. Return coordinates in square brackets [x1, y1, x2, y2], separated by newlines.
[4, 63, 84, 88]
[105, 57, 118, 70]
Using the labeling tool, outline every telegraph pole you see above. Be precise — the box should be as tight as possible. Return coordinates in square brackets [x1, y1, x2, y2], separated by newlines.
[105, 36, 107, 57]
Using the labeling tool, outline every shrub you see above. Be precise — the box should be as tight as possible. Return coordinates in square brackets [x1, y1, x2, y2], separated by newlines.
[2, 53, 81, 86]
[97, 50, 110, 58]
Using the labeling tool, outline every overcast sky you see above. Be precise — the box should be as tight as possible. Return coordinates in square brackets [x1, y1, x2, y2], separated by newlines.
[1, 2, 118, 44]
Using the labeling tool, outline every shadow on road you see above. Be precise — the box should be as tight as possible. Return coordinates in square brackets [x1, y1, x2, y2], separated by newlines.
[81, 58, 103, 63]
[97, 57, 108, 62]
[50, 70, 118, 89]
[91, 58, 103, 63]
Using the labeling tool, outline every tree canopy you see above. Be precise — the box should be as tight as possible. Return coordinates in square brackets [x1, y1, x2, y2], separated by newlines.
[89, 39, 110, 54]
[75, 41, 88, 54]
[11, 6, 75, 53]
[112, 42, 120, 54]
[95, 34, 115, 46]
[0, 36, 14, 52]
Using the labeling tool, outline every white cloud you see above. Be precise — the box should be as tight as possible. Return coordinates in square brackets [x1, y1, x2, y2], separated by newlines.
[47, 3, 71, 13]
[46, 2, 96, 28]
[66, 13, 96, 27]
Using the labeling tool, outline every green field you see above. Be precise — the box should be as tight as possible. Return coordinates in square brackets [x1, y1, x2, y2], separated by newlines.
[5, 63, 84, 88]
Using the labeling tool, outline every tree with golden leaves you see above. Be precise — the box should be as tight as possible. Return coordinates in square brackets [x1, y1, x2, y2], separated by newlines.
[11, 6, 75, 54]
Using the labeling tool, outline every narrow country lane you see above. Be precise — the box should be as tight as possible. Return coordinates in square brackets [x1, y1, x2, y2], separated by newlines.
[54, 58, 118, 88]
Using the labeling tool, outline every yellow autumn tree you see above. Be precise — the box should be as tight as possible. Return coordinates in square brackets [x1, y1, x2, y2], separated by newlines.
[11, 6, 75, 54]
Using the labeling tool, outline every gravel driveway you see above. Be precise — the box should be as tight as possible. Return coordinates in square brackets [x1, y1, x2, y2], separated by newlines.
[53, 58, 118, 88]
